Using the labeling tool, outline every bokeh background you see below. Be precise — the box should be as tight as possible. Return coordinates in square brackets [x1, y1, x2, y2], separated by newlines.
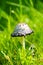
[0, 0, 43, 65]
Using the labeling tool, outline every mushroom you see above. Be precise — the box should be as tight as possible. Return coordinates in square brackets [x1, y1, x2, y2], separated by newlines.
[11, 23, 33, 49]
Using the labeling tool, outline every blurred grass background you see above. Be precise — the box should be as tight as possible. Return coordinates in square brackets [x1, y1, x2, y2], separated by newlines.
[0, 0, 43, 65]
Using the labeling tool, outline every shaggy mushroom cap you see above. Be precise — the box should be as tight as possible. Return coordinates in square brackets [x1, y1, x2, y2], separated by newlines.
[11, 23, 33, 37]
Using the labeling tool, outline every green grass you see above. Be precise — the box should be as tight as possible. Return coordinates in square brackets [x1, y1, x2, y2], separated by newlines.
[0, 0, 43, 65]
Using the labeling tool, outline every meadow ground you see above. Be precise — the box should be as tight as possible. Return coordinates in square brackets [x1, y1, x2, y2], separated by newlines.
[0, 0, 43, 65]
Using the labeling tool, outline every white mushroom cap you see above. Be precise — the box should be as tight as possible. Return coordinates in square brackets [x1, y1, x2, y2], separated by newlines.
[11, 23, 33, 37]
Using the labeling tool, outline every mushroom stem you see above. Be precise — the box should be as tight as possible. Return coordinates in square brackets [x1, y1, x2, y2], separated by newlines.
[22, 36, 25, 49]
